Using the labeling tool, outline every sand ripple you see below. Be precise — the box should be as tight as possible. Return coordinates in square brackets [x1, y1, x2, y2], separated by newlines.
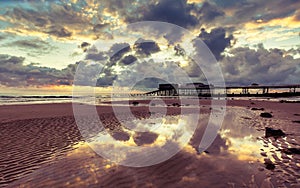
[0, 116, 82, 187]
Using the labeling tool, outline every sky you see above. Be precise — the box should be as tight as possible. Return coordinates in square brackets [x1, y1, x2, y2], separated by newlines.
[0, 0, 299, 94]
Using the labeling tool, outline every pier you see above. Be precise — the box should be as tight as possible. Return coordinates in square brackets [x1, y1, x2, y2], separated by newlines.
[133, 83, 300, 97]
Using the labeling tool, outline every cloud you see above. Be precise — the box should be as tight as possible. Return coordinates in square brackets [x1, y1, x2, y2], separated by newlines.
[2, 44, 298, 88]
[0, 54, 75, 87]
[81, 38, 198, 86]
[108, 43, 131, 62]
[218, 0, 300, 26]
[127, 21, 186, 45]
[82, 43, 132, 86]
[134, 38, 160, 56]
[198, 28, 234, 60]
[85, 46, 108, 62]
[198, 2, 224, 23]
[80, 42, 91, 49]
[221, 45, 300, 85]
[78, 42, 91, 52]
[211, 0, 247, 9]
[4, 38, 54, 55]
[46, 26, 72, 38]
[142, 0, 199, 28]
[0, 3, 107, 39]
[121, 55, 137, 65]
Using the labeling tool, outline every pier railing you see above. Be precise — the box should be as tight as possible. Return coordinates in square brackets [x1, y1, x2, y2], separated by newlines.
[131, 84, 300, 97]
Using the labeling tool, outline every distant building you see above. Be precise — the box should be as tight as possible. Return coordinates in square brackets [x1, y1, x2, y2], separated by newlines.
[158, 84, 179, 96]
[158, 84, 179, 90]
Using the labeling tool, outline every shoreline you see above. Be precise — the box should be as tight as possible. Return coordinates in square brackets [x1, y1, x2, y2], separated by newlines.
[0, 95, 299, 106]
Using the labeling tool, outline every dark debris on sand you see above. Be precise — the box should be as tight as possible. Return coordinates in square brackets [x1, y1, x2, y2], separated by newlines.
[132, 101, 139, 106]
[265, 127, 285, 138]
[260, 112, 273, 118]
[264, 159, 275, 170]
[281, 148, 300, 155]
[251, 107, 264, 111]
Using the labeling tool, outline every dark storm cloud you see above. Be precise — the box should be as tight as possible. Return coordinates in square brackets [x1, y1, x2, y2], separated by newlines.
[96, 73, 117, 86]
[1, 0, 299, 41]
[121, 55, 137, 65]
[257, 0, 299, 21]
[198, 2, 224, 23]
[80, 42, 91, 49]
[198, 28, 233, 61]
[81, 39, 163, 86]
[86, 0, 300, 31]
[219, 0, 300, 25]
[134, 38, 160, 56]
[108, 43, 131, 62]
[142, 0, 198, 28]
[221, 46, 300, 85]
[79, 42, 91, 52]
[0, 54, 75, 86]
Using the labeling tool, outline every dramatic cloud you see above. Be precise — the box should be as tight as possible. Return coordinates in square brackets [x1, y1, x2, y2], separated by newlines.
[0, 54, 75, 87]
[0, 3, 108, 39]
[108, 43, 131, 62]
[221, 46, 300, 85]
[199, 28, 234, 60]
[121, 55, 137, 65]
[217, 0, 300, 26]
[82, 43, 132, 86]
[134, 39, 160, 56]
[198, 2, 224, 23]
[82, 39, 196, 86]
[0, 0, 299, 89]
[142, 0, 198, 28]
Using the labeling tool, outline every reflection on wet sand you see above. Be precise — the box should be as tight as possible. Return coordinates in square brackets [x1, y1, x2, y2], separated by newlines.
[3, 103, 300, 187]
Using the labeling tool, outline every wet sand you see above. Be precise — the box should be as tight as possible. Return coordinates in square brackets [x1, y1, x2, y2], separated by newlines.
[0, 99, 299, 187]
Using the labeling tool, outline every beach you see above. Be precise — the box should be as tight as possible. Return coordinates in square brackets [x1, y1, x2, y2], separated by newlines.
[0, 99, 299, 187]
